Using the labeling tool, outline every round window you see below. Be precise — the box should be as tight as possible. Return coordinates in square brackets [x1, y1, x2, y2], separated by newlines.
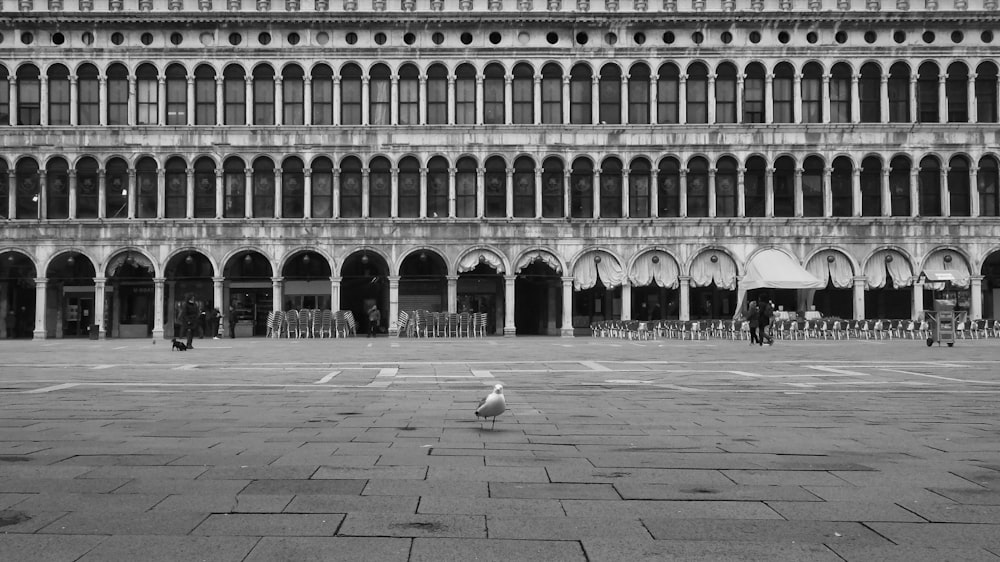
[112, 32, 125, 45]
[721, 31, 732, 44]
[663, 31, 675, 44]
[287, 32, 300, 45]
[692, 31, 704, 44]
[404, 32, 416, 45]
[835, 30, 847, 44]
[374, 32, 387, 45]
[259, 32, 272, 45]
[316, 31, 329, 45]
[82, 31, 95, 46]
[749, 30, 761, 44]
[806, 31, 818, 44]
[346, 32, 358, 45]
[777, 31, 790, 44]
[460, 32, 473, 45]
[432, 32, 444, 44]
[576, 32, 589, 45]
[52, 32, 65, 45]
[864, 31, 877, 44]
[141, 32, 154, 45]
[229, 32, 242, 46]
[982, 30, 994, 43]
[893, 30, 906, 44]
[951, 31, 963, 44]
[546, 32, 558, 44]
[634, 32, 646, 45]
[21, 32, 34, 45]
[170, 32, 183, 46]
[922, 31, 935, 43]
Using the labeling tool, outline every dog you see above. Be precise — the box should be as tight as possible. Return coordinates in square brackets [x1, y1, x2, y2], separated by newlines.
[171, 339, 188, 351]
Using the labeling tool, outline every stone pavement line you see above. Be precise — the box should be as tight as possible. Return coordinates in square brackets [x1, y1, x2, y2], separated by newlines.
[21, 383, 79, 394]
[366, 367, 399, 388]
[313, 371, 341, 384]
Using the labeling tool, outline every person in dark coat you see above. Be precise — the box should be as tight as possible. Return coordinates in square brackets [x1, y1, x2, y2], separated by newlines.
[207, 307, 220, 339]
[758, 297, 774, 346]
[746, 299, 760, 345]
[228, 301, 239, 339]
[181, 295, 201, 349]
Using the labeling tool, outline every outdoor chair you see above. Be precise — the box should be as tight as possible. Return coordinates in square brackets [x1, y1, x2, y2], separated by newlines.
[458, 312, 473, 337]
[395, 310, 410, 337]
[297, 309, 311, 337]
[474, 313, 488, 337]
[264, 311, 276, 338]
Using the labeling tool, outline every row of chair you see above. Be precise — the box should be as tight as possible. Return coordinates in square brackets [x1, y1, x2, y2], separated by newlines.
[396, 310, 488, 338]
[592, 318, 1000, 341]
[265, 309, 357, 338]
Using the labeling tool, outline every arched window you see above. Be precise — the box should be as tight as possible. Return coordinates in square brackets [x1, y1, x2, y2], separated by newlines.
[686, 63, 708, 124]
[14, 158, 40, 219]
[541, 63, 563, 124]
[455, 64, 476, 125]
[104, 158, 128, 219]
[946, 62, 968, 123]
[368, 156, 391, 217]
[427, 156, 449, 217]
[716, 156, 737, 217]
[888, 62, 910, 123]
[134, 156, 158, 218]
[282, 65, 305, 125]
[165, 63, 187, 125]
[570, 158, 594, 218]
[513, 156, 536, 217]
[743, 63, 765, 123]
[194, 64, 216, 125]
[802, 155, 824, 217]
[686, 157, 709, 217]
[46, 157, 70, 219]
[744, 156, 766, 217]
[456, 156, 478, 217]
[658, 157, 680, 217]
[398, 64, 419, 125]
[223, 65, 246, 125]
[715, 62, 737, 124]
[831, 156, 853, 217]
[165, 156, 188, 218]
[861, 156, 883, 217]
[542, 157, 564, 217]
[512, 63, 534, 124]
[773, 63, 794, 123]
[311, 157, 334, 218]
[979, 156, 1000, 216]
[252, 64, 275, 125]
[628, 63, 650, 125]
[311, 64, 334, 125]
[223, 156, 246, 218]
[830, 63, 852, 123]
[281, 156, 304, 218]
[194, 156, 216, 218]
[629, 158, 651, 217]
[948, 155, 970, 217]
[398, 156, 420, 218]
[76, 157, 100, 218]
[426, 64, 448, 125]
[657, 63, 679, 124]
[889, 155, 911, 216]
[570, 64, 592, 124]
[802, 62, 823, 123]
[47, 64, 71, 125]
[917, 62, 939, 123]
[976, 62, 998, 123]
[773, 156, 795, 217]
[0, 67, 9, 126]
[252, 157, 275, 218]
[340, 64, 362, 125]
[484, 64, 505, 125]
[598, 63, 622, 124]
[339, 156, 362, 218]
[859, 63, 881, 123]
[136, 63, 159, 125]
[599, 157, 622, 218]
[17, 64, 41, 125]
[485, 156, 507, 217]
[918, 156, 941, 216]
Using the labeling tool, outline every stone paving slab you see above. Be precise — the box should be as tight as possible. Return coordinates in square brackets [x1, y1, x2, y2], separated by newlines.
[76, 535, 258, 562]
[486, 515, 651, 540]
[582, 538, 843, 562]
[764, 500, 929, 522]
[36, 510, 209, 536]
[826, 545, 1000, 562]
[241, 478, 367, 496]
[242, 537, 412, 562]
[9, 492, 167, 513]
[284, 494, 420, 514]
[0, 534, 107, 562]
[563, 499, 783, 519]
[425, 465, 550, 482]
[417, 497, 566, 517]
[409, 537, 587, 562]
[642, 518, 892, 546]
[192, 513, 345, 536]
[865, 522, 1000, 549]
[337, 513, 487, 538]
[361, 479, 489, 498]
[615, 482, 821, 501]
[151, 493, 293, 513]
[488, 482, 620, 500]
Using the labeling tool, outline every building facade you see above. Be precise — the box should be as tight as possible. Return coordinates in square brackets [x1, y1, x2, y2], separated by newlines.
[2, 0, 999, 339]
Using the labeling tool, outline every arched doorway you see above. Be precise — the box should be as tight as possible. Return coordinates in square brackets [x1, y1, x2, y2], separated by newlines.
[340, 251, 389, 333]
[983, 250, 1000, 319]
[0, 251, 36, 339]
[920, 250, 971, 316]
[457, 250, 506, 335]
[863, 249, 913, 319]
[282, 250, 332, 311]
[106, 250, 155, 338]
[46, 251, 97, 338]
[399, 249, 448, 314]
[224, 251, 273, 337]
[514, 250, 562, 335]
[806, 250, 855, 318]
[572, 250, 625, 333]
[166, 251, 214, 338]
[690, 250, 737, 319]
[629, 250, 680, 320]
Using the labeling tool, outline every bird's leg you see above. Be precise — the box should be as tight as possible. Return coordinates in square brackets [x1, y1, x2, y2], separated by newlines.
[491, 417, 496, 430]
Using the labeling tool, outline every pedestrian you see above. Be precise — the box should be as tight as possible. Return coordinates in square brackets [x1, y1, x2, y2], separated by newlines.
[228, 301, 239, 339]
[181, 295, 201, 349]
[758, 297, 774, 346]
[207, 307, 220, 339]
[367, 304, 381, 338]
[747, 299, 760, 345]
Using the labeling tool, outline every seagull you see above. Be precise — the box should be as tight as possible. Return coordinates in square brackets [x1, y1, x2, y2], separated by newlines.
[475, 384, 506, 430]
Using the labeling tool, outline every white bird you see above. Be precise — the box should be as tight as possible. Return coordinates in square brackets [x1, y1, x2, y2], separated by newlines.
[475, 384, 506, 430]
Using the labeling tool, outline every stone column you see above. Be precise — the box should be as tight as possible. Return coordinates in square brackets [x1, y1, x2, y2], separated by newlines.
[620, 75, 628, 124]
[244, 168, 253, 218]
[850, 74, 860, 123]
[503, 274, 516, 336]
[970, 166, 980, 217]
[158, 77, 166, 125]
[418, 76, 426, 125]
[303, 168, 312, 218]
[938, 75, 947, 122]
[563, 169, 572, 217]
[333, 76, 341, 126]
[736, 167, 746, 216]
[533, 74, 542, 124]
[822, 73, 831, 123]
[212, 275, 224, 321]
[187, 75, 195, 125]
[910, 166, 919, 217]
[560, 277, 574, 337]
[390, 167, 399, 218]
[388, 275, 400, 335]
[853, 276, 866, 320]
[621, 283, 632, 321]
[707, 167, 717, 217]
[793, 167, 803, 217]
[68, 170, 77, 219]
[38, 174, 47, 220]
[823, 166, 833, 217]
[9, 78, 17, 126]
[678, 74, 687, 124]
[272, 277, 284, 313]
[97, 170, 107, 219]
[852, 167, 862, 216]
[534, 168, 543, 218]
[476, 167, 485, 218]
[332, 168, 341, 218]
[506, 167, 514, 218]
[476, 74, 485, 124]
[245, 76, 253, 125]
[970, 275, 983, 320]
[793, 73, 802, 123]
[215, 78, 224, 125]
[912, 279, 924, 321]
[908, 76, 918, 123]
[880, 75, 889, 123]
[649, 71, 658, 124]
[679, 169, 688, 218]
[7, 170, 15, 215]
[33, 278, 47, 340]
[274, 168, 283, 218]
[304, 77, 312, 126]
[678, 275, 691, 321]
[505, 74, 513, 124]
[765, 73, 774, 123]
[591, 75, 599, 124]
[69, 76, 78, 125]
[157, 169, 166, 219]
[419, 167, 428, 218]
[650, 169, 659, 217]
[153, 277, 165, 339]
[40, 77, 49, 126]
[126, 169, 136, 219]
[940, 166, 950, 217]
[881, 168, 891, 216]
[330, 277, 342, 311]
[447, 77, 456, 124]
[621, 168, 629, 218]
[448, 167, 457, 217]
[215, 169, 224, 218]
[274, 77, 283, 126]
[707, 74, 716, 124]
[765, 167, 774, 217]
[562, 76, 571, 123]
[592, 169, 600, 219]
[94, 277, 107, 339]
[447, 275, 458, 314]
[967, 73, 977, 123]
[389, 74, 398, 125]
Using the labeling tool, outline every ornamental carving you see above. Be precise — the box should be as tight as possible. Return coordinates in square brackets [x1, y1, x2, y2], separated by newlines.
[430, 0, 443, 8]
[488, 0, 501, 8]
[138, 0, 151, 8]
[315, 0, 328, 7]
[401, 0, 414, 8]
[343, 0, 357, 9]
[228, 0, 241, 8]
[372, 0, 385, 9]
[720, 0, 733, 9]
[108, 0, 123, 9]
[605, 0, 618, 10]
[809, 0, 821, 9]
[517, 0, 532, 8]
[49, 0, 63, 9]
[779, 0, 791, 9]
[80, 0, 93, 9]
[750, 0, 763, 10]
[286, 0, 299, 8]
[169, 0, 183, 9]
[257, 0, 269, 9]
[866, 0, 879, 10]
[199, 0, 212, 9]
[547, 0, 560, 8]
[459, 0, 472, 8]
[896, 0, 908, 7]
[634, 0, 647, 9]
[576, 0, 589, 9]
[691, 0, 703, 9]
[837, 0, 849, 8]
[19, 0, 32, 10]
[924, 0, 936, 7]
[954, 0, 966, 8]
[986, 0, 996, 9]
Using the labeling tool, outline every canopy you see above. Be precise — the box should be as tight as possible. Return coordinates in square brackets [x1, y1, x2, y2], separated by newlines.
[734, 249, 825, 319]
[918, 269, 961, 291]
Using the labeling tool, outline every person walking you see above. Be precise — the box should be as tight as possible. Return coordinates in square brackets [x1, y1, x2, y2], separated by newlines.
[181, 295, 201, 349]
[228, 301, 239, 339]
[207, 307, 220, 339]
[758, 297, 774, 346]
[747, 299, 760, 345]
[367, 304, 381, 338]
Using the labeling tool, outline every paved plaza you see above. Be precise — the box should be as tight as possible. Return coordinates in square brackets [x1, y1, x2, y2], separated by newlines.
[0, 335, 998, 561]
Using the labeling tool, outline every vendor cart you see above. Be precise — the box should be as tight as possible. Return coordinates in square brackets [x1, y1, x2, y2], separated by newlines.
[919, 270, 959, 347]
